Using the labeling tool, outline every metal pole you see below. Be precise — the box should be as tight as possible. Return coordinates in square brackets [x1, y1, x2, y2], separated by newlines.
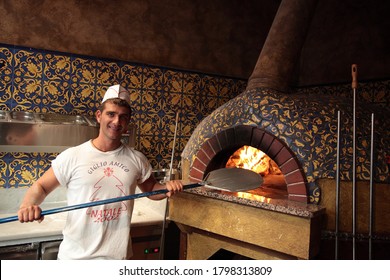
[169, 112, 180, 178]
[369, 113, 374, 259]
[159, 111, 180, 260]
[335, 110, 341, 260]
[351, 64, 358, 260]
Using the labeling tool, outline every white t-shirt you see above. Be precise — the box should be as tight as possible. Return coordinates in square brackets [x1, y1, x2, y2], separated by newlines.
[51, 140, 152, 260]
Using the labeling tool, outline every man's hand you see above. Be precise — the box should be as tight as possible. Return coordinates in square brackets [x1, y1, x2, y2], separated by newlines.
[18, 205, 44, 223]
[164, 180, 184, 197]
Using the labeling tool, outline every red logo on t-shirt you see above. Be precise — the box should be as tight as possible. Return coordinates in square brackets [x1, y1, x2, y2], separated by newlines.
[86, 168, 127, 223]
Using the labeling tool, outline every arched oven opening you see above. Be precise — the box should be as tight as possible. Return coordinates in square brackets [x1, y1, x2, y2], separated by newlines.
[205, 145, 288, 199]
[188, 125, 308, 203]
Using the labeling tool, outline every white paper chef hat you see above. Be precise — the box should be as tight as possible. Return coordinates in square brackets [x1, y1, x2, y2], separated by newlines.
[102, 84, 130, 104]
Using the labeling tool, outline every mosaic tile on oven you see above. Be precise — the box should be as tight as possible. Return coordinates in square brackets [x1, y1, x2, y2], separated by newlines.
[216, 96, 249, 127]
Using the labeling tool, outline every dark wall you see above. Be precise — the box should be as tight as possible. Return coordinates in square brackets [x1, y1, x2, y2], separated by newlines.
[297, 0, 390, 86]
[0, 0, 389, 85]
[0, 0, 278, 79]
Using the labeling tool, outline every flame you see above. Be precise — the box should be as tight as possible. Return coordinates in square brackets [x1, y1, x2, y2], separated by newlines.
[236, 192, 271, 203]
[225, 145, 284, 203]
[226, 145, 281, 176]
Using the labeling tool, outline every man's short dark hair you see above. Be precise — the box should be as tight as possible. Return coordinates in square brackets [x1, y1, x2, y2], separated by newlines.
[99, 98, 132, 115]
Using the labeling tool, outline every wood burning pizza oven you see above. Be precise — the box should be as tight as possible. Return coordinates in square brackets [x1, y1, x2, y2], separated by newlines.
[168, 0, 327, 260]
[168, 88, 328, 260]
[168, 0, 389, 260]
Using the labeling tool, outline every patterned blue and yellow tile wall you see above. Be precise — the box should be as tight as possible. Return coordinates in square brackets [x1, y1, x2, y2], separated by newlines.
[0, 43, 246, 188]
[1, 43, 389, 190]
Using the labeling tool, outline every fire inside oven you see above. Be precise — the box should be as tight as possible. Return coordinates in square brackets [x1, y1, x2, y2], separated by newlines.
[205, 145, 288, 201]
[187, 125, 308, 202]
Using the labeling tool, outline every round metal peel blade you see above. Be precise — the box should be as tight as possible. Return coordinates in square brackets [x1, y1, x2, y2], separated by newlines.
[204, 168, 263, 192]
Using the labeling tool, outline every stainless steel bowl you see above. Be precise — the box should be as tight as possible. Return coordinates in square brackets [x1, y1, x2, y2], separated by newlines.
[39, 114, 87, 125]
[0, 110, 7, 120]
[74, 115, 87, 125]
[10, 111, 35, 122]
[152, 169, 168, 182]
[152, 168, 180, 183]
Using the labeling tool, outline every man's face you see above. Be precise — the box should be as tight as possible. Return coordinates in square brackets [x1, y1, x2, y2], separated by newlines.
[95, 102, 131, 141]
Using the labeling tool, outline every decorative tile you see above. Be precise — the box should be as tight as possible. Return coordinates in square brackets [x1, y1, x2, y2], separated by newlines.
[142, 67, 164, 91]
[13, 48, 44, 112]
[183, 72, 202, 95]
[0, 152, 56, 188]
[41, 53, 71, 113]
[0, 43, 246, 188]
[0, 47, 14, 111]
[3, 43, 388, 207]
[120, 64, 143, 90]
[163, 70, 183, 93]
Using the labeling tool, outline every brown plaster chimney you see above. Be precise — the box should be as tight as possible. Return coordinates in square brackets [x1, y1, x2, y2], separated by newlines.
[247, 0, 318, 92]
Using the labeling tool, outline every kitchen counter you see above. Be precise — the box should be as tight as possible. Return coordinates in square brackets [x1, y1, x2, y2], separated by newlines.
[0, 211, 67, 246]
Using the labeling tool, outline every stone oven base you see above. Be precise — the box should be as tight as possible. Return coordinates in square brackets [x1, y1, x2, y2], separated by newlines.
[176, 225, 298, 260]
[169, 192, 324, 260]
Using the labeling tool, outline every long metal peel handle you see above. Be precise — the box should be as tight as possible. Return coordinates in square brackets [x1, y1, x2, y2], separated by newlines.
[0, 183, 202, 224]
[352, 64, 358, 89]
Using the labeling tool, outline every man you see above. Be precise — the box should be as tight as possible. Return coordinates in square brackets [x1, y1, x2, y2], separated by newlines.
[17, 85, 183, 259]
